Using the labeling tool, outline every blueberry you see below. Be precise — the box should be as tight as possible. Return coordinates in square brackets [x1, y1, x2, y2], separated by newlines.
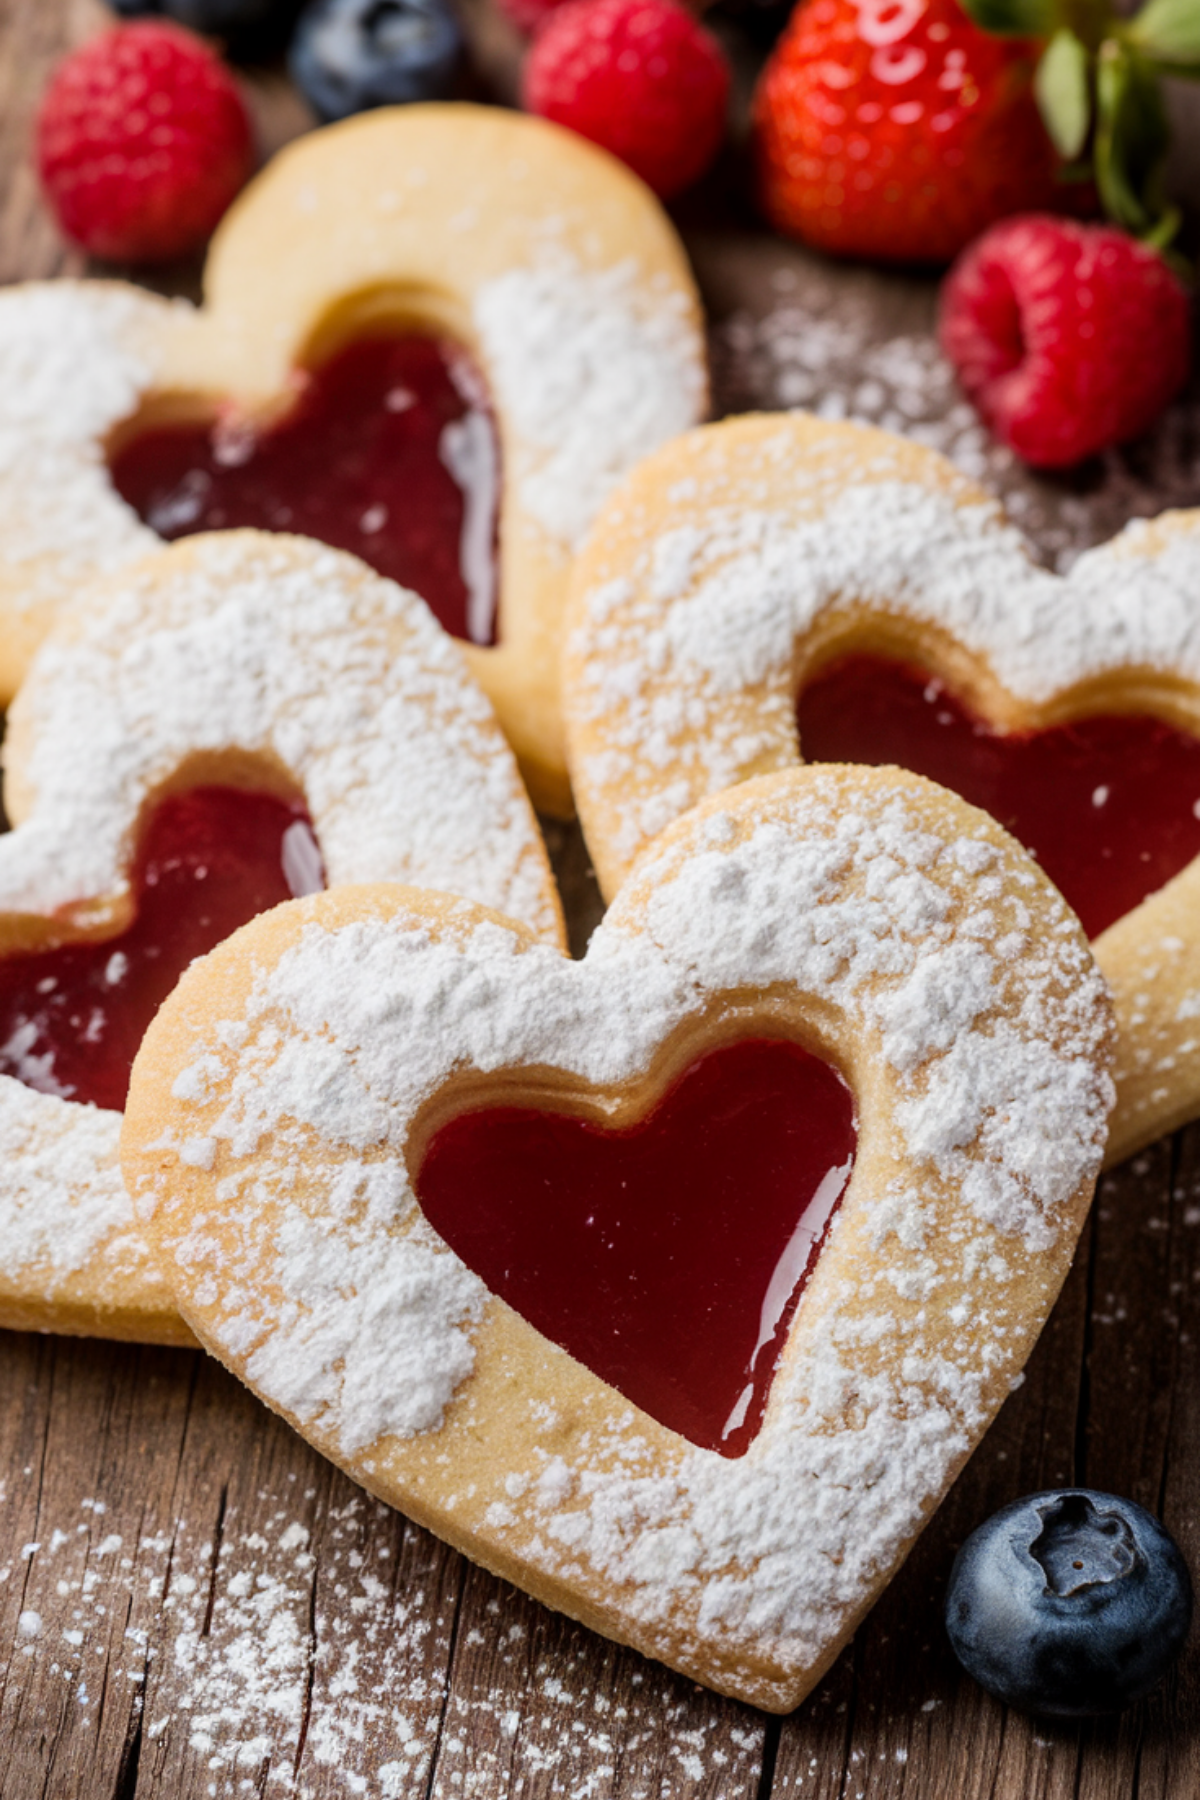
[946, 1489, 1192, 1716]
[288, 0, 462, 122]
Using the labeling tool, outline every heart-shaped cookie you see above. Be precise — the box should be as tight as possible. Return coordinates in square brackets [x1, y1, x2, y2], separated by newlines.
[0, 105, 705, 812]
[0, 528, 562, 1345]
[121, 765, 1113, 1710]
[562, 413, 1200, 1165]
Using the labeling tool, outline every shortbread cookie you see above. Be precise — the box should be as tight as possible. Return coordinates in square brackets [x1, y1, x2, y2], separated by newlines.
[0, 529, 563, 1345]
[0, 105, 706, 813]
[121, 765, 1113, 1710]
[562, 413, 1200, 1164]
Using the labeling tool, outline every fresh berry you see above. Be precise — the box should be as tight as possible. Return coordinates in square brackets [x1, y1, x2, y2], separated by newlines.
[939, 214, 1192, 468]
[36, 23, 253, 264]
[753, 0, 1069, 263]
[522, 0, 730, 201]
[946, 1489, 1193, 1715]
[289, 0, 461, 121]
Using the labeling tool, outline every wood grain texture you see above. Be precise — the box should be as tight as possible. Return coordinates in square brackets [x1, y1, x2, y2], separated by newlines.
[0, 0, 1198, 1791]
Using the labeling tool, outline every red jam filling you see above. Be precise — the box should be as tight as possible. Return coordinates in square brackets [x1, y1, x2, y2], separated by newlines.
[108, 333, 500, 646]
[797, 654, 1200, 940]
[0, 786, 324, 1113]
[417, 1037, 856, 1457]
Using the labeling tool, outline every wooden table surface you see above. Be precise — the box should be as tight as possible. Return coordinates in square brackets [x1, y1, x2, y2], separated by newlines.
[1, 3, 1199, 1795]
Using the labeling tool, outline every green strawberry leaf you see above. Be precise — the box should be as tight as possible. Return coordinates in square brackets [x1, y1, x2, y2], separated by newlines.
[1094, 38, 1179, 241]
[957, 0, 1058, 37]
[1035, 28, 1093, 156]
[1126, 0, 1200, 69]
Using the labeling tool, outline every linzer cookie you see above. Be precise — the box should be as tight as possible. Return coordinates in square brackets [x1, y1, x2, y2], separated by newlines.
[121, 765, 1113, 1710]
[562, 413, 1200, 1164]
[0, 528, 563, 1345]
[0, 104, 705, 813]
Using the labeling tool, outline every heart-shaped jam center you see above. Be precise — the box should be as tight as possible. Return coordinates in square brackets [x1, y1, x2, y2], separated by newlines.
[0, 786, 324, 1112]
[109, 333, 500, 646]
[797, 655, 1200, 939]
[417, 1038, 855, 1457]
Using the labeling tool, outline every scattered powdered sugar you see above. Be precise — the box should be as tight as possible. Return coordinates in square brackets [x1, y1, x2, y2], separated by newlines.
[712, 273, 1200, 572]
[0, 1487, 449, 1796]
[2, 1480, 760, 1795]
[474, 258, 705, 552]
[567, 443, 1200, 878]
[133, 770, 1111, 1696]
[0, 530, 560, 1303]
[0, 283, 176, 615]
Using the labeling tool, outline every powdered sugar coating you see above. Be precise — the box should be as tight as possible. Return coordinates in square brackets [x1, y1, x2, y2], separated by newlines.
[126, 768, 1112, 1704]
[474, 259, 706, 552]
[0, 283, 174, 617]
[2, 531, 560, 934]
[0, 530, 561, 1313]
[563, 417, 1200, 885]
[0, 1087, 153, 1296]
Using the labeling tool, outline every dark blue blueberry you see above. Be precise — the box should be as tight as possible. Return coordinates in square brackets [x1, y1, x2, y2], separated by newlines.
[946, 1489, 1193, 1716]
[288, 0, 462, 123]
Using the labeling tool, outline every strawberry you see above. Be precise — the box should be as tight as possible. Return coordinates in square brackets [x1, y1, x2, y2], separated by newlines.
[753, 0, 1071, 263]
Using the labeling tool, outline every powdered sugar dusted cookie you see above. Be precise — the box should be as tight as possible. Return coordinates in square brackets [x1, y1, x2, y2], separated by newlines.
[0, 281, 185, 692]
[0, 105, 705, 813]
[0, 528, 563, 1345]
[562, 413, 1200, 1164]
[121, 765, 1113, 1709]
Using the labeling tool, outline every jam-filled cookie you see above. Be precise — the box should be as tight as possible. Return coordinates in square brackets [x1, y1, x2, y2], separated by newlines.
[0, 528, 563, 1345]
[121, 764, 1113, 1710]
[562, 413, 1200, 1164]
[0, 104, 706, 813]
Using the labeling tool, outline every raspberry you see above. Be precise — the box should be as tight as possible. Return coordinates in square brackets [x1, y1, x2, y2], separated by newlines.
[522, 0, 730, 200]
[36, 23, 255, 264]
[939, 216, 1192, 468]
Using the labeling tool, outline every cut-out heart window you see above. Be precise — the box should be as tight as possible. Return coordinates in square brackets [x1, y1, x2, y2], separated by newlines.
[0, 784, 324, 1113]
[109, 332, 501, 648]
[417, 1035, 855, 1457]
[796, 654, 1200, 941]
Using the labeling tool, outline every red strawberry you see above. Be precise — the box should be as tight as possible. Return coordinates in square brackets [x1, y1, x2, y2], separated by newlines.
[939, 214, 1192, 467]
[753, 0, 1072, 264]
[36, 22, 254, 264]
[522, 0, 730, 200]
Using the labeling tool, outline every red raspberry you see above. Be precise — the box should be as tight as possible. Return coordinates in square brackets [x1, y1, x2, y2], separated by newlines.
[753, 0, 1068, 264]
[36, 23, 254, 264]
[939, 215, 1192, 468]
[522, 0, 730, 200]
